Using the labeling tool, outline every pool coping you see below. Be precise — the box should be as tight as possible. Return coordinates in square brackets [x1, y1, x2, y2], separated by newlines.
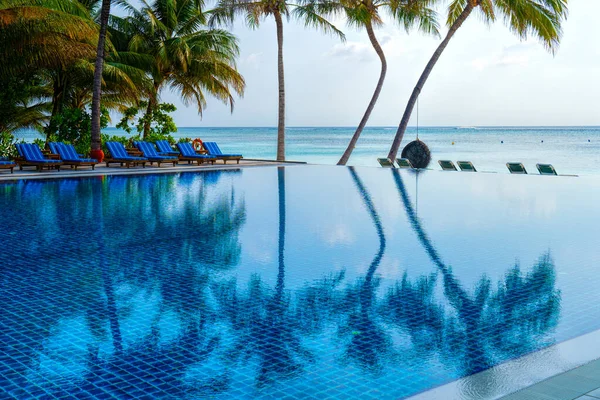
[0, 159, 305, 182]
[406, 328, 600, 400]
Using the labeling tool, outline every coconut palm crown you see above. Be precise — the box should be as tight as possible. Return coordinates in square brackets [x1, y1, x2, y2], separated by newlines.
[333, 0, 440, 165]
[110, 0, 246, 137]
[209, 0, 345, 161]
[387, 0, 569, 161]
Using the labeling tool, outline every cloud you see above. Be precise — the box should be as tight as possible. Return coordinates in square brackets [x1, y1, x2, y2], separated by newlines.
[471, 44, 535, 70]
[322, 223, 355, 246]
[327, 41, 374, 62]
[379, 34, 393, 45]
[242, 52, 263, 69]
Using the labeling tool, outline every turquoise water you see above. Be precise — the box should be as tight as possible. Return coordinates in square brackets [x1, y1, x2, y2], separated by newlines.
[1, 166, 600, 399]
[18, 126, 600, 175]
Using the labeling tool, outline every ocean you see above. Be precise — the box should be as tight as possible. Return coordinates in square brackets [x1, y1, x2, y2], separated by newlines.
[18, 126, 600, 175]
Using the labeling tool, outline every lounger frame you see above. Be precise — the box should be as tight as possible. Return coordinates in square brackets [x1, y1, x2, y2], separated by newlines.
[0, 162, 16, 173]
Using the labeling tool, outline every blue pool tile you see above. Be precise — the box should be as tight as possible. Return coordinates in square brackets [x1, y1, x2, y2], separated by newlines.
[1, 167, 600, 398]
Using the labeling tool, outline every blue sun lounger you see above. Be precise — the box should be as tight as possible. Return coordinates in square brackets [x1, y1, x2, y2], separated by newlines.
[51, 143, 98, 170]
[155, 140, 180, 156]
[15, 143, 63, 171]
[176, 142, 217, 165]
[203, 142, 242, 164]
[0, 158, 16, 173]
[134, 141, 178, 167]
[105, 142, 148, 168]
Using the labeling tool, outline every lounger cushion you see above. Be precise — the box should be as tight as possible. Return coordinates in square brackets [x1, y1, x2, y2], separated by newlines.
[19, 144, 62, 163]
[176, 142, 216, 159]
[203, 142, 242, 157]
[155, 140, 180, 155]
[135, 141, 178, 161]
[106, 142, 148, 161]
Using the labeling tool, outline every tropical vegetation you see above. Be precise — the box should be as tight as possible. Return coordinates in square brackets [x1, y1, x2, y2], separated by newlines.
[0, 0, 246, 155]
[0, 0, 571, 164]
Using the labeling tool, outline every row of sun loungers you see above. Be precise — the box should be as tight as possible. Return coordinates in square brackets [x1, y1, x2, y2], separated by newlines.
[1, 141, 243, 173]
[378, 158, 560, 175]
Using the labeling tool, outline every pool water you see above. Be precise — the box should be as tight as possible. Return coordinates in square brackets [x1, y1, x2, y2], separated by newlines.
[1, 166, 600, 399]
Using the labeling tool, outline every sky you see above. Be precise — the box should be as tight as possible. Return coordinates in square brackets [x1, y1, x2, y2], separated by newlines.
[156, 0, 600, 128]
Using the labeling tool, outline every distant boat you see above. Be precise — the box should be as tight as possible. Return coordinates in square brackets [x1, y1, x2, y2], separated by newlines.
[456, 126, 478, 130]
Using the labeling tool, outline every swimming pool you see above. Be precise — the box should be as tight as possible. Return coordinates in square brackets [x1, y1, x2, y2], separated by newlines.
[1, 166, 600, 399]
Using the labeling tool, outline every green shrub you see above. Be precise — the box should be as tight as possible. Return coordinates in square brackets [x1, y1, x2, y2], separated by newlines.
[116, 102, 177, 139]
[0, 131, 17, 158]
[46, 107, 109, 155]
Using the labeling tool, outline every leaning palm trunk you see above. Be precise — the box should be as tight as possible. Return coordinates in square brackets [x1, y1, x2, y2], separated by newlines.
[90, 0, 111, 154]
[338, 21, 387, 166]
[387, 4, 474, 161]
[274, 11, 286, 161]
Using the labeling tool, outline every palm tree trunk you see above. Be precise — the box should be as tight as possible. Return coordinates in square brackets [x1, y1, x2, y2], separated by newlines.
[338, 21, 387, 166]
[90, 0, 111, 153]
[274, 11, 286, 162]
[387, 3, 475, 160]
[142, 98, 155, 139]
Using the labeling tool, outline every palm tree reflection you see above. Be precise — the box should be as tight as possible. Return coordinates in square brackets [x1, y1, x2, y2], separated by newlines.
[338, 167, 390, 372]
[214, 167, 312, 388]
[391, 169, 560, 376]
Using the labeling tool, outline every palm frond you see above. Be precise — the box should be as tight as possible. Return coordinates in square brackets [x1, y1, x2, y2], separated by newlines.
[292, 3, 345, 41]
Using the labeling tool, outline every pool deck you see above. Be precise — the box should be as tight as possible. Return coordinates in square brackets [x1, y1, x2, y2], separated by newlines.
[0, 158, 301, 181]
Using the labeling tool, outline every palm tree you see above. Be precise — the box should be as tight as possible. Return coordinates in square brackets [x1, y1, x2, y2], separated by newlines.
[0, 0, 98, 74]
[335, 0, 439, 165]
[387, 0, 568, 160]
[209, 0, 345, 161]
[111, 0, 246, 138]
[90, 0, 111, 160]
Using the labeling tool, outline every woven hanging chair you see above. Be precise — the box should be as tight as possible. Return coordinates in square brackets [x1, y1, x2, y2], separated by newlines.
[401, 139, 431, 169]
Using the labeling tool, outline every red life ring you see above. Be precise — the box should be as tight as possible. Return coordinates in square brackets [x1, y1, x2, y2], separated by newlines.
[192, 138, 203, 151]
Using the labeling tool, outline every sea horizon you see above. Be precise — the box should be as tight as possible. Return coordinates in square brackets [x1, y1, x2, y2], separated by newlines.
[16, 125, 600, 175]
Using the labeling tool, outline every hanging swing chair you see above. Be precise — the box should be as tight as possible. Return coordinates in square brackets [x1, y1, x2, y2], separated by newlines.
[400, 98, 431, 169]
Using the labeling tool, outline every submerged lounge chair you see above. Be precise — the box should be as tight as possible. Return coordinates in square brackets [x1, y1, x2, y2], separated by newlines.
[0, 158, 16, 173]
[506, 162, 527, 174]
[203, 142, 242, 164]
[134, 141, 179, 167]
[176, 142, 216, 165]
[155, 140, 180, 157]
[536, 163, 557, 175]
[438, 160, 457, 171]
[457, 161, 477, 172]
[53, 143, 98, 170]
[395, 158, 414, 169]
[105, 142, 148, 168]
[377, 158, 395, 168]
[15, 143, 63, 171]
